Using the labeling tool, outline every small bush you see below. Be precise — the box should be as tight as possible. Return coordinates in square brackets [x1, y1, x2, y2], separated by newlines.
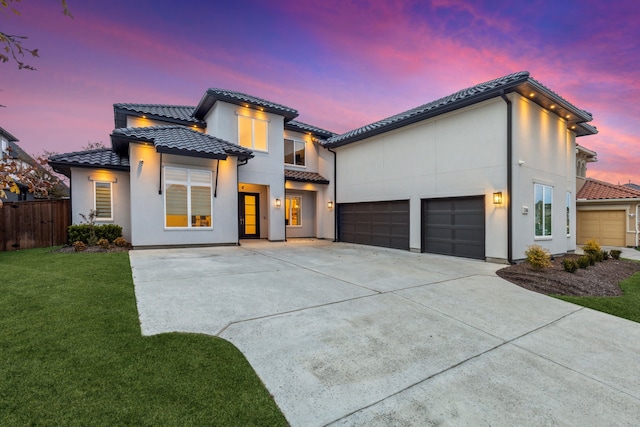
[68, 223, 123, 245]
[610, 249, 622, 260]
[601, 250, 610, 261]
[593, 250, 604, 262]
[73, 241, 86, 252]
[562, 258, 579, 273]
[97, 224, 123, 242]
[113, 236, 128, 247]
[97, 238, 110, 249]
[525, 245, 552, 269]
[587, 253, 596, 265]
[577, 255, 591, 269]
[582, 238, 602, 254]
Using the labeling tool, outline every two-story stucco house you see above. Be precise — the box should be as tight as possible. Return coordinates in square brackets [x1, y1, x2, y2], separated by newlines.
[49, 71, 597, 263]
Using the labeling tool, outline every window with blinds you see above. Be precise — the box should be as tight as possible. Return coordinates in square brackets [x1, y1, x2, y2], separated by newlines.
[164, 167, 212, 228]
[94, 181, 112, 220]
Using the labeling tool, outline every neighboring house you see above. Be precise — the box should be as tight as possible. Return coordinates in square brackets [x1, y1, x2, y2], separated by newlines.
[1, 127, 42, 202]
[576, 178, 640, 247]
[49, 71, 598, 263]
[576, 144, 597, 192]
[623, 182, 640, 192]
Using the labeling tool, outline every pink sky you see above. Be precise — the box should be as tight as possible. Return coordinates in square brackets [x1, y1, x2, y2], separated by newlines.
[1, 0, 638, 184]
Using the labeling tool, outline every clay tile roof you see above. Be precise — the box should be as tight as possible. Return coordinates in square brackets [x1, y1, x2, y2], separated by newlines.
[284, 169, 330, 185]
[577, 178, 640, 200]
[111, 126, 253, 160]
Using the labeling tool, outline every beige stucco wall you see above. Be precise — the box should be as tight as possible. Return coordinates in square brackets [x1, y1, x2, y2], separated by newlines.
[69, 167, 131, 241]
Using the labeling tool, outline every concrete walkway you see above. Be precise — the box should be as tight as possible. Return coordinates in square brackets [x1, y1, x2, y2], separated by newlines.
[130, 240, 640, 426]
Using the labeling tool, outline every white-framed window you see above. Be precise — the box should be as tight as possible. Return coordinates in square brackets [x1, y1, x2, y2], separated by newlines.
[164, 167, 212, 228]
[534, 183, 552, 237]
[94, 181, 113, 221]
[285, 195, 301, 227]
[238, 114, 268, 151]
[284, 138, 305, 166]
[566, 192, 571, 236]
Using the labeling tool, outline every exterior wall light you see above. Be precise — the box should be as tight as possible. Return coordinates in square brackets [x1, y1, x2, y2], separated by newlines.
[327, 201, 334, 209]
[275, 198, 282, 208]
[493, 192, 503, 205]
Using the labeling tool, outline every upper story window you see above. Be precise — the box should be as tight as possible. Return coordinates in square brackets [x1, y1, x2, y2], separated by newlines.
[94, 181, 113, 221]
[164, 167, 212, 228]
[284, 139, 305, 166]
[534, 183, 552, 237]
[238, 115, 268, 152]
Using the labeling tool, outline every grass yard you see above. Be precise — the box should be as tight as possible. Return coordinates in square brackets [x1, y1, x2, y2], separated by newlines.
[555, 271, 640, 323]
[0, 248, 287, 426]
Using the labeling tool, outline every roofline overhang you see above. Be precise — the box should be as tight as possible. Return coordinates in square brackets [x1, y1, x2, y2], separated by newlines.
[577, 198, 640, 203]
[325, 76, 530, 149]
[193, 89, 299, 122]
[155, 146, 227, 160]
[285, 176, 330, 185]
[0, 127, 19, 142]
[48, 160, 130, 178]
[325, 75, 597, 149]
[114, 107, 206, 129]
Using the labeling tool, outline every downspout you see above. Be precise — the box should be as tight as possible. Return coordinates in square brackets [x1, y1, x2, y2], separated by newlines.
[213, 159, 219, 198]
[500, 90, 514, 264]
[158, 153, 163, 195]
[636, 204, 639, 247]
[327, 147, 338, 242]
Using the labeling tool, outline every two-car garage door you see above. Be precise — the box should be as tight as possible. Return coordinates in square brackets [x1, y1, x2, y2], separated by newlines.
[338, 196, 486, 259]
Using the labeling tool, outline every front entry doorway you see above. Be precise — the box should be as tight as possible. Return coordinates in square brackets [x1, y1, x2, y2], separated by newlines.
[239, 192, 260, 238]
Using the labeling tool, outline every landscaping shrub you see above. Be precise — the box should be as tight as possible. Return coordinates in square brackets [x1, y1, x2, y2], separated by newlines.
[587, 253, 596, 266]
[525, 245, 552, 269]
[97, 224, 123, 242]
[577, 255, 591, 269]
[593, 250, 604, 262]
[97, 238, 110, 249]
[68, 224, 123, 245]
[113, 236, 128, 247]
[562, 258, 579, 273]
[611, 249, 622, 260]
[72, 241, 86, 252]
[582, 238, 602, 255]
[602, 250, 610, 261]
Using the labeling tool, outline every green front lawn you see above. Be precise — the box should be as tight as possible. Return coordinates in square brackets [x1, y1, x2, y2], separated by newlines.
[0, 248, 287, 426]
[555, 272, 640, 323]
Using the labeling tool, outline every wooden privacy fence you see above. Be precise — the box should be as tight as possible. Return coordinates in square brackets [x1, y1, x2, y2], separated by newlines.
[0, 199, 71, 251]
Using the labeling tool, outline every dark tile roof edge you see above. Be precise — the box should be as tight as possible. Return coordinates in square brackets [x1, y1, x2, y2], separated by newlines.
[284, 169, 330, 185]
[325, 71, 596, 148]
[111, 126, 254, 160]
[285, 120, 337, 138]
[0, 126, 19, 141]
[113, 103, 206, 126]
[193, 88, 299, 121]
[48, 149, 130, 175]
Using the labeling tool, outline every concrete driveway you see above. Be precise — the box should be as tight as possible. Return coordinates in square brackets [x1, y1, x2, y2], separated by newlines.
[130, 239, 640, 426]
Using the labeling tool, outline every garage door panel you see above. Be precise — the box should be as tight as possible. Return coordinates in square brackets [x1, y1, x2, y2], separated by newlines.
[339, 200, 409, 250]
[422, 196, 485, 260]
[577, 210, 625, 246]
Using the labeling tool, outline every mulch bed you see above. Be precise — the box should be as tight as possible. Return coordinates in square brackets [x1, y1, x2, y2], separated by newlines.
[54, 245, 131, 254]
[496, 254, 640, 297]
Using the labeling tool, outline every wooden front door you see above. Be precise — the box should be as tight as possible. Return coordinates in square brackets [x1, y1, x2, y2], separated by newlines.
[239, 192, 260, 238]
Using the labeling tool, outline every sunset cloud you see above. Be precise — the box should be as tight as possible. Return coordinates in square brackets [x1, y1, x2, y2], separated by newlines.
[0, 0, 637, 185]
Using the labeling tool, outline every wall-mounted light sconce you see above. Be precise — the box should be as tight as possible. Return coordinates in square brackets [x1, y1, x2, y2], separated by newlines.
[493, 192, 503, 205]
[275, 198, 282, 208]
[327, 201, 334, 209]
[138, 159, 144, 165]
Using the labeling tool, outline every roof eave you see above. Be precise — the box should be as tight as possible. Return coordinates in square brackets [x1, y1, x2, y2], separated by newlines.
[577, 198, 640, 203]
[155, 146, 227, 160]
[325, 79, 528, 148]
[194, 89, 298, 121]
[285, 176, 330, 185]
[114, 107, 205, 128]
